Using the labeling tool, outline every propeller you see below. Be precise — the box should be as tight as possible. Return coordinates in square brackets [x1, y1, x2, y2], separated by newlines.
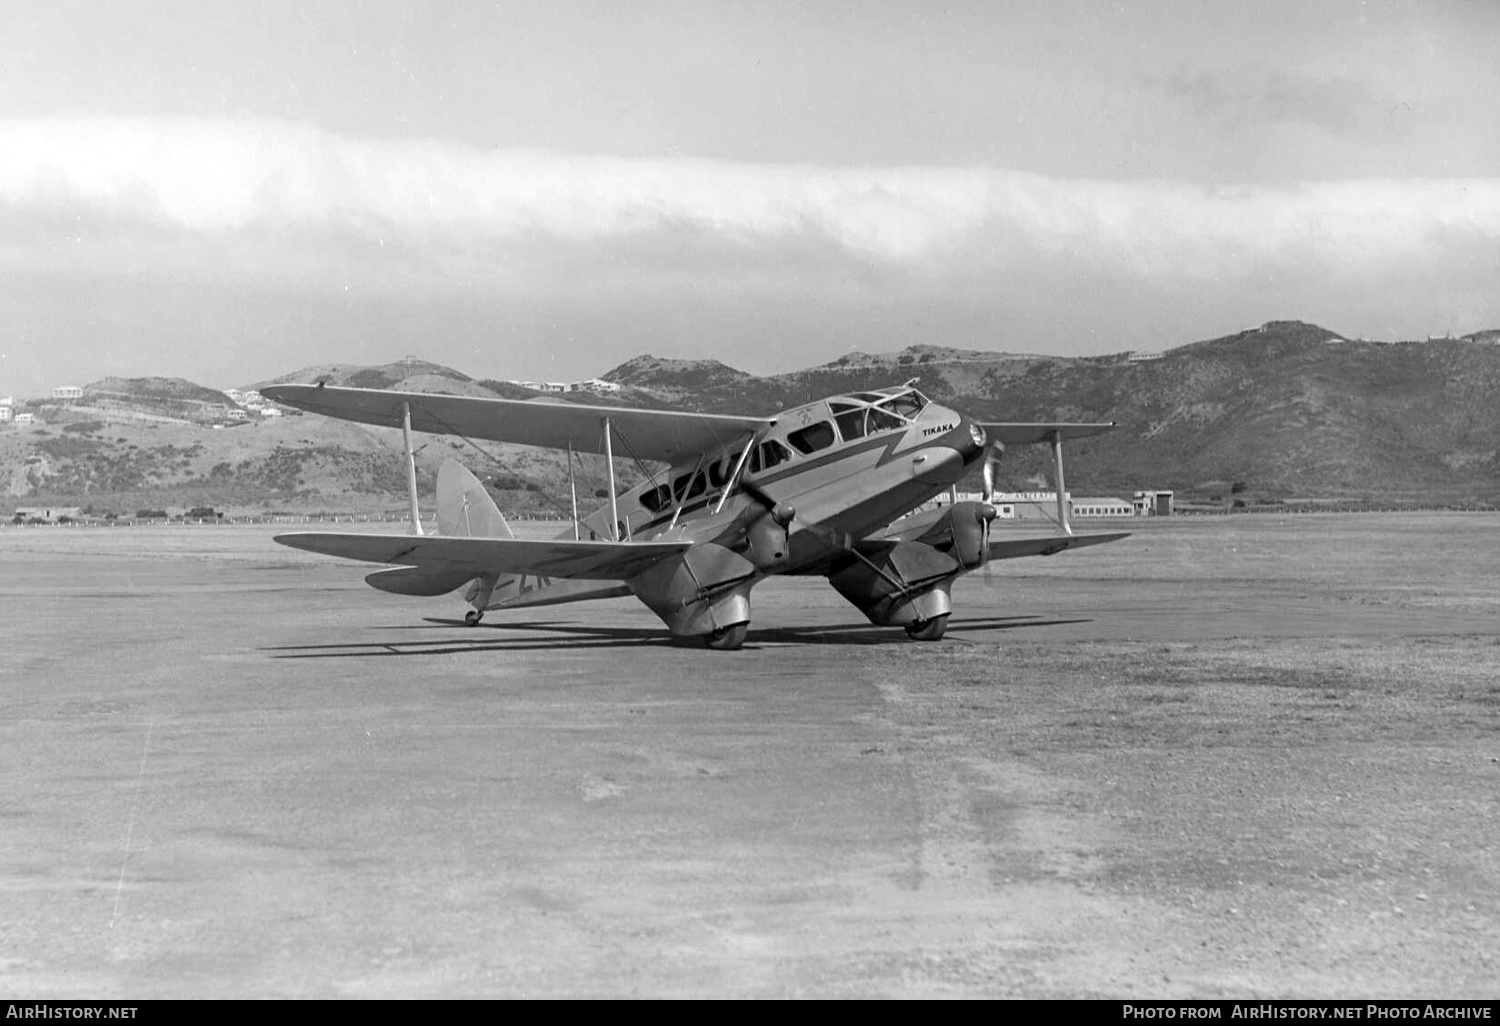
[738, 476, 796, 528]
[735, 475, 798, 570]
[981, 439, 1006, 503]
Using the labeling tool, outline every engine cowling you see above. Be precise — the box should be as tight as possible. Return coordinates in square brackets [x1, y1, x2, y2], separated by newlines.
[743, 502, 795, 572]
[912, 500, 996, 571]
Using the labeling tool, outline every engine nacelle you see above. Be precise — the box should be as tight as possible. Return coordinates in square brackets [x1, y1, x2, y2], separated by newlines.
[629, 543, 759, 637]
[911, 500, 995, 570]
[828, 540, 961, 627]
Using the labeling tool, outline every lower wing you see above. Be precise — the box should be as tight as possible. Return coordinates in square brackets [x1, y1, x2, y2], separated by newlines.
[275, 532, 691, 580]
[989, 531, 1129, 560]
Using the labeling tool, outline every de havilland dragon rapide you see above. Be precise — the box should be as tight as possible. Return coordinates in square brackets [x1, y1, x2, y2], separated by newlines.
[263, 379, 1127, 650]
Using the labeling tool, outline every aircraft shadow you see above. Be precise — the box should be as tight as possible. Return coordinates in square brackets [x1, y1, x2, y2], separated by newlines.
[262, 614, 1093, 658]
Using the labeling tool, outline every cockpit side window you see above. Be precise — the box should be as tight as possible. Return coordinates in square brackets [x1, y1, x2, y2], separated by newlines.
[787, 421, 836, 455]
[880, 391, 927, 420]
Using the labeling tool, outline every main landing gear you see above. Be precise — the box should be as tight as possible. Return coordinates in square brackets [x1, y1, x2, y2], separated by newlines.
[703, 622, 749, 651]
[904, 614, 949, 642]
[464, 609, 484, 626]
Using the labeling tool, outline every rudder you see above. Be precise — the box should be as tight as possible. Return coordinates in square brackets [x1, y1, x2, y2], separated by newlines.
[436, 459, 515, 539]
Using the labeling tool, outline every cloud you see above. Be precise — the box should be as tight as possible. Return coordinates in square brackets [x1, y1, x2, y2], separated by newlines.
[1, 114, 1498, 298]
[1150, 65, 1398, 137]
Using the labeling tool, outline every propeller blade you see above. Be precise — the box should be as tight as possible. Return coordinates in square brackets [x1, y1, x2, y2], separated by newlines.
[739, 477, 795, 526]
[981, 441, 1005, 502]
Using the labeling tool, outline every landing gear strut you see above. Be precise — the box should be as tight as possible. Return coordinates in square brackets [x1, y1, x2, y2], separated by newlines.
[464, 609, 483, 627]
[703, 622, 749, 651]
[904, 614, 949, 641]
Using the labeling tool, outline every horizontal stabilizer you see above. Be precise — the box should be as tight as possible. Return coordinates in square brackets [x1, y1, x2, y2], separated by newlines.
[989, 531, 1129, 560]
[979, 422, 1115, 445]
[276, 531, 692, 580]
[365, 566, 478, 596]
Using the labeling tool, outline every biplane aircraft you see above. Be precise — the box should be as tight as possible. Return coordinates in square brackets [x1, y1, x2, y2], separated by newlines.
[262, 381, 1127, 650]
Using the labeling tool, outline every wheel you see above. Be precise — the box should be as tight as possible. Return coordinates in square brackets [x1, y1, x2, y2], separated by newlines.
[464, 609, 483, 626]
[703, 622, 749, 651]
[904, 614, 949, 641]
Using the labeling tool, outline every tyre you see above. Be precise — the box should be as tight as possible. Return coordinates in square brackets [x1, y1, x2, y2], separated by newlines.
[904, 614, 949, 641]
[704, 622, 749, 651]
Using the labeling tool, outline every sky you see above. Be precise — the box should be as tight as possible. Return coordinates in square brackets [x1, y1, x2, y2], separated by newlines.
[2, 0, 1498, 395]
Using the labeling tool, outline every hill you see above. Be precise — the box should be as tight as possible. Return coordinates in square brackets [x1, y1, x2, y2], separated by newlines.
[4, 321, 1499, 516]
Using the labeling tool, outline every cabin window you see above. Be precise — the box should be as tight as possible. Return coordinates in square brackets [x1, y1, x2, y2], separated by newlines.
[686, 471, 707, 500]
[834, 407, 868, 441]
[707, 456, 731, 488]
[867, 408, 905, 432]
[787, 421, 835, 455]
[748, 439, 792, 474]
[639, 484, 673, 513]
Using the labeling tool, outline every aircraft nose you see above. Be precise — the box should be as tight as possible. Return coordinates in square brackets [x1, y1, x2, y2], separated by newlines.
[909, 444, 963, 484]
[963, 419, 987, 456]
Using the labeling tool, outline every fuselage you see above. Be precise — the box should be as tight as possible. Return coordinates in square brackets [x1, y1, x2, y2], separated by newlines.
[571, 385, 986, 572]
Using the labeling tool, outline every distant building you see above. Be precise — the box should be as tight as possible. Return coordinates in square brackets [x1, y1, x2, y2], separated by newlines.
[52, 385, 84, 400]
[1072, 497, 1134, 517]
[568, 378, 622, 394]
[1133, 490, 1174, 517]
[14, 412, 34, 425]
[258, 406, 282, 417]
[1125, 351, 1163, 363]
[225, 408, 248, 421]
[13, 506, 82, 522]
[223, 389, 245, 403]
[0, 406, 10, 423]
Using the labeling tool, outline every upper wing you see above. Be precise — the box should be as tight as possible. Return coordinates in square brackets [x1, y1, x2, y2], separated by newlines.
[989, 531, 1128, 559]
[275, 532, 690, 580]
[979, 422, 1116, 445]
[260, 384, 774, 464]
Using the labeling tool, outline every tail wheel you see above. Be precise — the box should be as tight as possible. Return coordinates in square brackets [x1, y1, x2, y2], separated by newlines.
[905, 614, 949, 642]
[464, 609, 483, 626]
[704, 622, 749, 651]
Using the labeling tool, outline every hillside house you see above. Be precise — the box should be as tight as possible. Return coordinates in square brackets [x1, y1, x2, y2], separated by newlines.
[52, 386, 84, 400]
[568, 378, 622, 394]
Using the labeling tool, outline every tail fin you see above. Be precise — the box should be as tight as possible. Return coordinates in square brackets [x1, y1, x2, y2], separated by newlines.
[436, 459, 515, 539]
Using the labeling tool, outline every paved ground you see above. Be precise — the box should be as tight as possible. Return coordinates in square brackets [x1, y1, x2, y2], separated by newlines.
[2, 515, 1497, 997]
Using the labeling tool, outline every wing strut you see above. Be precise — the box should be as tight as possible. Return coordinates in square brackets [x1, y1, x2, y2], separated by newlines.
[602, 416, 620, 541]
[713, 434, 758, 515]
[401, 401, 423, 536]
[1050, 430, 1072, 536]
[567, 440, 580, 541]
